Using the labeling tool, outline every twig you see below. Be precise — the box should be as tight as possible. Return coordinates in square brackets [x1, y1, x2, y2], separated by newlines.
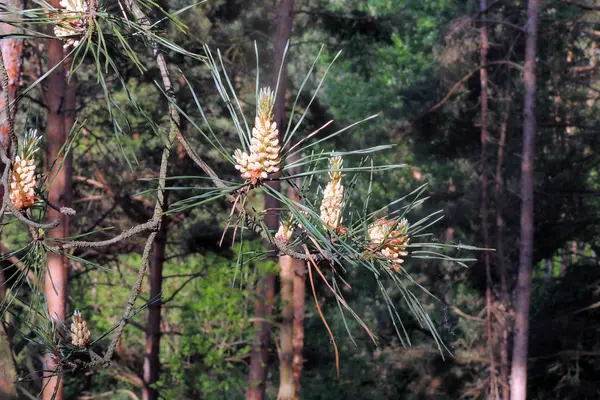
[452, 306, 485, 322]
[423, 61, 524, 117]
[83, 0, 178, 369]
[54, 218, 159, 250]
[559, 0, 600, 11]
[446, 0, 502, 39]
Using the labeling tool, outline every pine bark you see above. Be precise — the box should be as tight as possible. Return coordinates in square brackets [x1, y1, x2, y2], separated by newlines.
[246, 1, 294, 399]
[495, 95, 511, 400]
[510, 0, 539, 397]
[0, 3, 24, 395]
[291, 259, 305, 400]
[278, 256, 295, 400]
[43, 2, 74, 396]
[479, 2, 497, 397]
[142, 216, 168, 400]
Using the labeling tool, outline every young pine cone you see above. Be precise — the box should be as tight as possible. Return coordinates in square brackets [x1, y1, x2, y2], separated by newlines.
[54, 0, 89, 49]
[275, 217, 295, 243]
[368, 218, 410, 271]
[320, 156, 344, 232]
[71, 310, 91, 347]
[9, 130, 40, 211]
[233, 88, 281, 184]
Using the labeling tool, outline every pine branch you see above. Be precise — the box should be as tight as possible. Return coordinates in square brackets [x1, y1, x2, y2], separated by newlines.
[82, 0, 178, 369]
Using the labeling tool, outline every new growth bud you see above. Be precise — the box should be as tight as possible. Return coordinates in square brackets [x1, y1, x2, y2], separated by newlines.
[233, 87, 281, 184]
[368, 218, 410, 271]
[275, 216, 295, 243]
[54, 0, 89, 49]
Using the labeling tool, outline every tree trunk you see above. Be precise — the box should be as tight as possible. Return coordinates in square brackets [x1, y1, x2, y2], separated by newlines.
[0, 270, 18, 399]
[278, 256, 295, 400]
[247, 1, 293, 399]
[479, 3, 497, 397]
[510, 0, 539, 397]
[43, 3, 74, 396]
[142, 215, 168, 400]
[495, 95, 511, 400]
[0, 5, 24, 396]
[291, 259, 305, 400]
[278, 139, 302, 400]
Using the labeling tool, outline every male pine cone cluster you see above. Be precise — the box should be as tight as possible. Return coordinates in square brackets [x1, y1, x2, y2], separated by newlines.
[10, 130, 40, 211]
[320, 156, 344, 233]
[54, 0, 89, 48]
[233, 88, 281, 184]
[368, 218, 410, 271]
[71, 310, 91, 347]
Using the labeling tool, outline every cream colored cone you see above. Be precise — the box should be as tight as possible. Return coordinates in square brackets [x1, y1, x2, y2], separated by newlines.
[368, 218, 410, 271]
[320, 156, 344, 231]
[71, 310, 91, 347]
[233, 88, 281, 183]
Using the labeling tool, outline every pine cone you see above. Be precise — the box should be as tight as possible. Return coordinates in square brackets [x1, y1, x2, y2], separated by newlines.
[233, 88, 281, 183]
[71, 310, 91, 347]
[9, 130, 40, 211]
[368, 218, 410, 271]
[54, 0, 89, 48]
[275, 218, 294, 243]
[320, 156, 344, 232]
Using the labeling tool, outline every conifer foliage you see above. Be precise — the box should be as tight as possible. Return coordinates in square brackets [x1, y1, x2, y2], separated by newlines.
[0, 1, 480, 399]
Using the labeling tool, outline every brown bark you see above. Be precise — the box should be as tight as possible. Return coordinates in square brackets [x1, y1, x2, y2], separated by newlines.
[0, 8, 24, 145]
[277, 256, 295, 400]
[247, 1, 294, 399]
[291, 259, 305, 400]
[495, 95, 511, 400]
[43, 3, 74, 397]
[142, 215, 168, 400]
[278, 150, 302, 400]
[510, 0, 539, 397]
[479, 2, 497, 397]
[0, 5, 24, 396]
[0, 270, 18, 399]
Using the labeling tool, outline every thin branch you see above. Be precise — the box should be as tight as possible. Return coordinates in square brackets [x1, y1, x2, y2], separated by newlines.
[83, 0, 178, 369]
[55, 219, 159, 250]
[559, 0, 600, 11]
[452, 306, 485, 322]
[446, 0, 502, 39]
[476, 18, 525, 32]
[423, 61, 524, 116]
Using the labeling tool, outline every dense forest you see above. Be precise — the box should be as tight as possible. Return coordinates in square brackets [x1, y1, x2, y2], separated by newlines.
[1, 0, 600, 399]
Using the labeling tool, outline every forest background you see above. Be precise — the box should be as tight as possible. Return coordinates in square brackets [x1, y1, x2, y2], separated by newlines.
[1, 0, 600, 399]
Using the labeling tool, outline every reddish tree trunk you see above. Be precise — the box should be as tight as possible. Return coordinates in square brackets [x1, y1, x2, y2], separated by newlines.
[495, 95, 511, 400]
[291, 259, 305, 400]
[247, 1, 294, 399]
[278, 256, 295, 400]
[142, 219, 168, 400]
[279, 161, 302, 400]
[479, 2, 497, 397]
[510, 0, 539, 397]
[0, 0, 24, 151]
[0, 5, 24, 395]
[43, 4, 74, 397]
